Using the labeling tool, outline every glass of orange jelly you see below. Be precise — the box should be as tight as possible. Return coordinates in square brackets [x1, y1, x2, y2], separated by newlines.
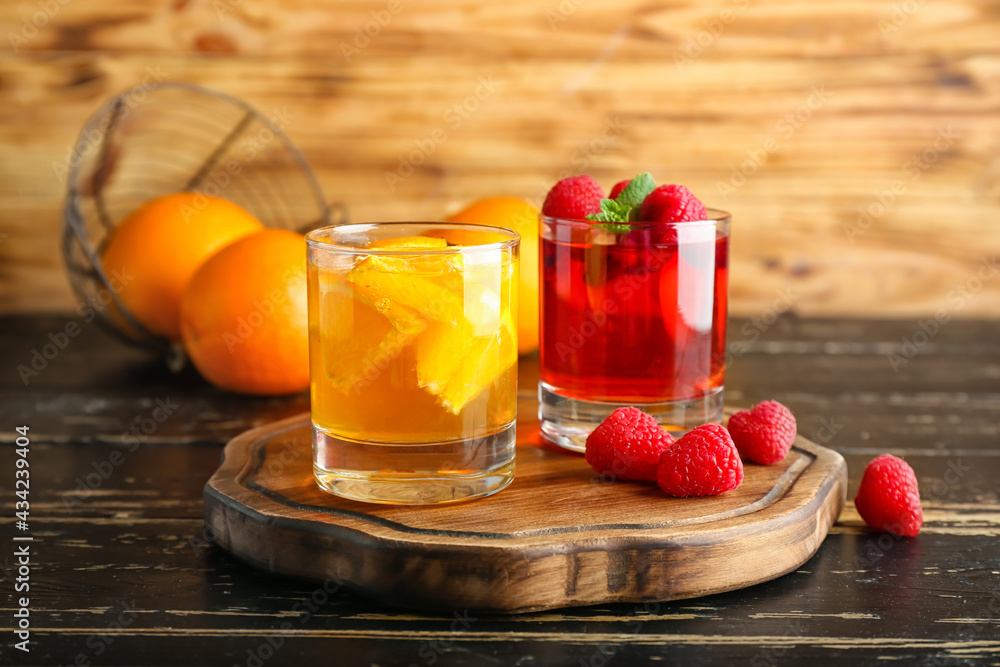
[306, 223, 519, 504]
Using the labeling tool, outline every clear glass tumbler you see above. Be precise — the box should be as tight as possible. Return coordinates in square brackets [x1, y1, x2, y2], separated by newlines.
[307, 223, 519, 504]
[538, 211, 730, 451]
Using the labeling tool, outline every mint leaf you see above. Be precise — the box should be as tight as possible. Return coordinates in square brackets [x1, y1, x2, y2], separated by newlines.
[587, 211, 618, 222]
[614, 172, 656, 210]
[593, 222, 632, 233]
[601, 198, 630, 218]
[584, 172, 658, 232]
[585, 198, 630, 224]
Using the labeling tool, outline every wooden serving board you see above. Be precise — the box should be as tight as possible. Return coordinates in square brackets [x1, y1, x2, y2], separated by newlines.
[204, 409, 846, 614]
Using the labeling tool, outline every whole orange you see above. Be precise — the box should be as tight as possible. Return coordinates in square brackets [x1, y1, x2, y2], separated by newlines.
[100, 193, 264, 341]
[180, 229, 309, 395]
[446, 197, 540, 355]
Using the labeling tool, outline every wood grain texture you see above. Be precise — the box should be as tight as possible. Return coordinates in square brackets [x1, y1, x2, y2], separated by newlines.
[204, 412, 846, 612]
[2, 314, 1000, 664]
[1, 0, 1000, 318]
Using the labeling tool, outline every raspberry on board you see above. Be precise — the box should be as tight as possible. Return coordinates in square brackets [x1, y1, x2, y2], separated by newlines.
[639, 184, 708, 223]
[584, 406, 675, 482]
[728, 401, 798, 465]
[855, 454, 923, 537]
[542, 175, 605, 220]
[656, 423, 744, 497]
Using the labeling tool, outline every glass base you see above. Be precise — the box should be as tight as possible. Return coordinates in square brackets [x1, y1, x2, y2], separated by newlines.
[312, 422, 516, 505]
[538, 382, 724, 453]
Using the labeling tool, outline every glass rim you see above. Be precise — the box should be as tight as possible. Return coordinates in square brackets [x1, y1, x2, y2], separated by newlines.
[306, 221, 520, 255]
[541, 207, 731, 228]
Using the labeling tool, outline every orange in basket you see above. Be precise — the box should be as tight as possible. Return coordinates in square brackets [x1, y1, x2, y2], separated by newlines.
[100, 193, 263, 341]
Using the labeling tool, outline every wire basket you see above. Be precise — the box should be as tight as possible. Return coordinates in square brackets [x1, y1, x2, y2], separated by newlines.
[61, 81, 345, 360]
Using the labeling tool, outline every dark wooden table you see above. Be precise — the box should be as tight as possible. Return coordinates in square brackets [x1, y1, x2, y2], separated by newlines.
[2, 314, 999, 666]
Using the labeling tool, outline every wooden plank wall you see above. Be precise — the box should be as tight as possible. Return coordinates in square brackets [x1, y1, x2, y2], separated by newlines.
[1, 0, 999, 319]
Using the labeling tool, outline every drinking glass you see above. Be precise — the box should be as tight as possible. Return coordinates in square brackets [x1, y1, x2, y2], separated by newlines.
[307, 223, 519, 503]
[538, 212, 730, 451]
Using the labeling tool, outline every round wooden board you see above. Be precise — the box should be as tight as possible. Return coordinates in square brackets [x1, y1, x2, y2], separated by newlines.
[204, 409, 846, 614]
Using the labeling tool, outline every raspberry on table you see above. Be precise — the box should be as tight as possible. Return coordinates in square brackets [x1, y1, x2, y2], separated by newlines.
[656, 423, 744, 497]
[639, 184, 707, 223]
[542, 175, 605, 220]
[855, 454, 923, 537]
[585, 406, 675, 482]
[728, 401, 798, 465]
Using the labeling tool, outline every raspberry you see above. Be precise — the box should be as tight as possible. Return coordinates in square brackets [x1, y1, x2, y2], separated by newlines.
[542, 175, 605, 220]
[855, 454, 923, 537]
[609, 179, 631, 201]
[656, 423, 743, 497]
[585, 407, 675, 481]
[639, 184, 707, 223]
[728, 401, 797, 465]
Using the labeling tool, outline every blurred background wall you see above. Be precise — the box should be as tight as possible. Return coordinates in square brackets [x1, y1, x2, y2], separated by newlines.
[1, 0, 998, 319]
